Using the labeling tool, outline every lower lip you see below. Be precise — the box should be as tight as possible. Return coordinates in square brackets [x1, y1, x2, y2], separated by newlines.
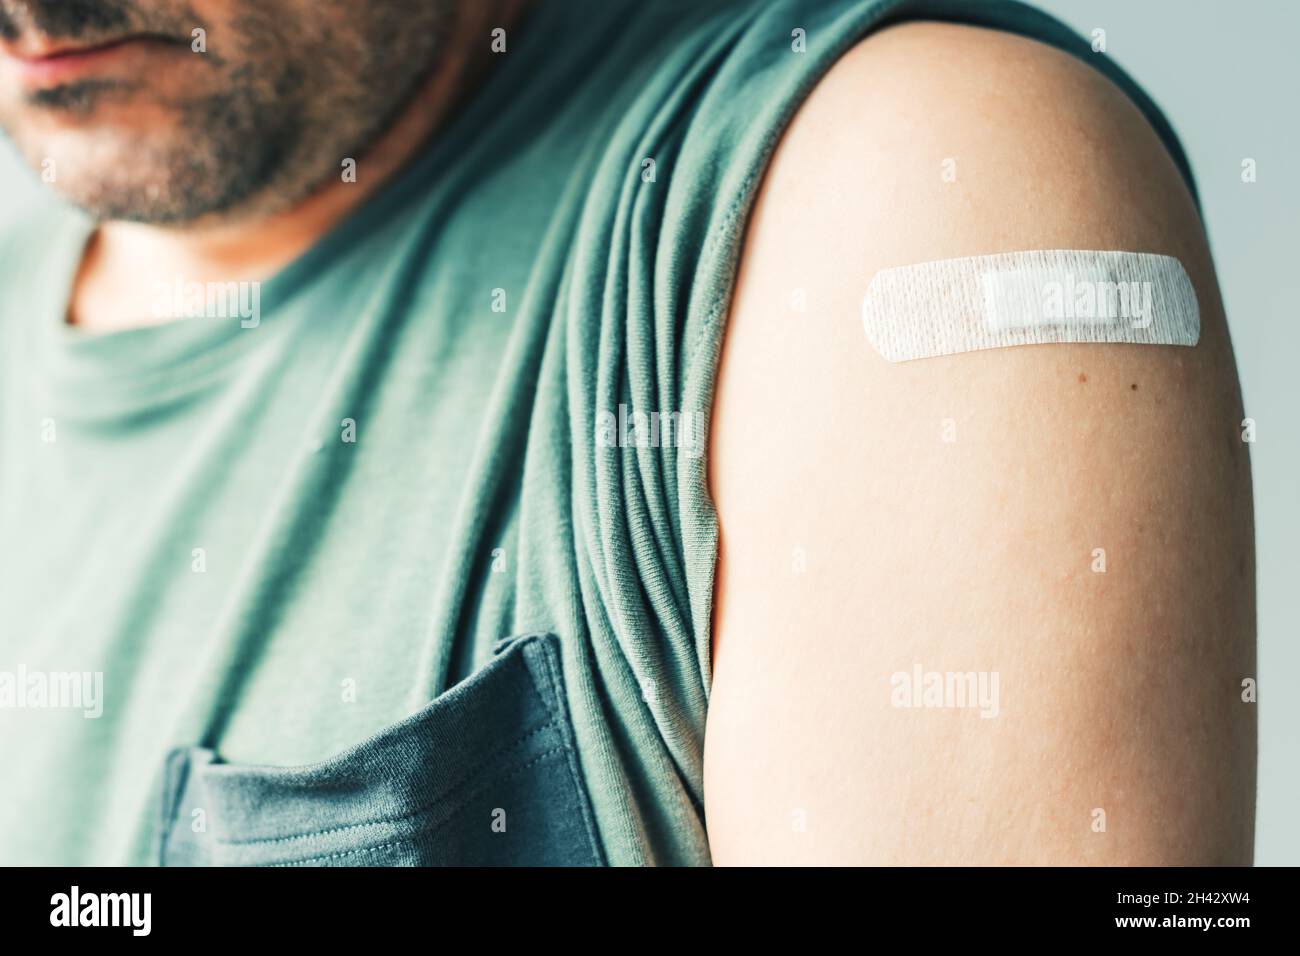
[4, 38, 161, 87]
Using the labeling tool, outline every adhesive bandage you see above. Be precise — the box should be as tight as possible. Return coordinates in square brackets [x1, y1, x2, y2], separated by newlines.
[861, 250, 1199, 362]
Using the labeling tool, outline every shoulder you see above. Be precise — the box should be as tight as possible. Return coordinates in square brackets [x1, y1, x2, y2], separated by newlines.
[712, 19, 1235, 521]
[730, 19, 1206, 287]
[712, 18, 1236, 540]
[704, 22, 1253, 863]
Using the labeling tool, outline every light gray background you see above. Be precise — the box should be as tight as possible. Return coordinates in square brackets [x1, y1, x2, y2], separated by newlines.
[0, 0, 1294, 863]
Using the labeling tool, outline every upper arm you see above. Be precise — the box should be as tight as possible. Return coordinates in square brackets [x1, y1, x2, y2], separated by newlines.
[704, 21, 1255, 865]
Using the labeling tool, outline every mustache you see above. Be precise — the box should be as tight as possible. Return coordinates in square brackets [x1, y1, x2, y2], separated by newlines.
[0, 1, 139, 43]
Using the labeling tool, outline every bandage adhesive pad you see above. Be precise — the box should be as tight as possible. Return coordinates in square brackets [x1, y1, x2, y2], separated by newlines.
[861, 250, 1199, 362]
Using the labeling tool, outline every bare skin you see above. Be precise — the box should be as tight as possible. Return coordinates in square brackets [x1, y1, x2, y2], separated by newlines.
[706, 22, 1255, 864]
[0, 0, 525, 332]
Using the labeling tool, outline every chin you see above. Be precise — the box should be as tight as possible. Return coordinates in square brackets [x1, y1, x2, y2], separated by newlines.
[15, 130, 203, 222]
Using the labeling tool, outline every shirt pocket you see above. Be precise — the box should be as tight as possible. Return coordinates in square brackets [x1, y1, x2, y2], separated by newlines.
[156, 632, 605, 866]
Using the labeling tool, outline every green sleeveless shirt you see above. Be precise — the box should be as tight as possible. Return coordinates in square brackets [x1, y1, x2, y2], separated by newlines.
[0, 0, 1194, 865]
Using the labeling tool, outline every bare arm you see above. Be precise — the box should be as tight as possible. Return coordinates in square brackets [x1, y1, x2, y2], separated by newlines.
[705, 22, 1255, 865]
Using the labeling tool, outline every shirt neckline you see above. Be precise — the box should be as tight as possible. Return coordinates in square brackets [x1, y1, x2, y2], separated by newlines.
[29, 0, 569, 420]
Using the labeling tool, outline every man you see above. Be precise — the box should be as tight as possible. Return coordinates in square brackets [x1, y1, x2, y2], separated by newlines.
[0, 0, 1254, 865]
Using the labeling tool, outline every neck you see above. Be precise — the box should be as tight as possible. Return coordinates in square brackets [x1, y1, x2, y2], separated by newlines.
[69, 1, 521, 333]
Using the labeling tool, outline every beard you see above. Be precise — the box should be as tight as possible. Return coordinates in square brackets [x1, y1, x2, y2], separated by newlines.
[0, 0, 455, 225]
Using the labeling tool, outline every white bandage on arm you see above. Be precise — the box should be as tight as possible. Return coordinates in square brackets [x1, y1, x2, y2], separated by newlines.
[861, 249, 1200, 362]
